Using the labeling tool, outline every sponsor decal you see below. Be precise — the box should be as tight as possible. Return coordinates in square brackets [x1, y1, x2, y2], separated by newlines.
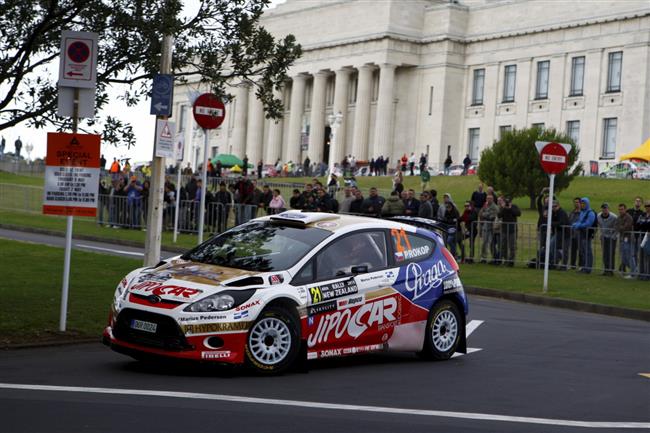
[309, 279, 358, 304]
[234, 310, 249, 320]
[395, 245, 430, 262]
[297, 287, 308, 302]
[358, 274, 383, 283]
[337, 295, 364, 309]
[308, 316, 315, 327]
[276, 212, 308, 220]
[201, 351, 231, 359]
[182, 322, 249, 334]
[315, 221, 338, 229]
[130, 281, 203, 300]
[307, 296, 398, 347]
[307, 301, 337, 316]
[308, 344, 384, 359]
[178, 314, 227, 322]
[120, 278, 128, 288]
[442, 277, 463, 294]
[235, 299, 261, 312]
[385, 271, 395, 279]
[269, 274, 284, 285]
[403, 260, 455, 301]
[136, 273, 172, 283]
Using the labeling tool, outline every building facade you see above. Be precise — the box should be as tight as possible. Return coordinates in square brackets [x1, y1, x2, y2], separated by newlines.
[172, 0, 650, 171]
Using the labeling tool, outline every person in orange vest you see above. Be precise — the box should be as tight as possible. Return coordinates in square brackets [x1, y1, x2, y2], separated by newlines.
[110, 158, 120, 180]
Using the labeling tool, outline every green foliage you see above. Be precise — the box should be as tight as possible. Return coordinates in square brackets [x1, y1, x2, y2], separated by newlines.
[0, 0, 302, 147]
[478, 127, 583, 208]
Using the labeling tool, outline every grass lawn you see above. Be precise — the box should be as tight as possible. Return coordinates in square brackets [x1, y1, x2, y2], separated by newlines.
[0, 238, 647, 347]
[0, 171, 44, 186]
[0, 238, 141, 345]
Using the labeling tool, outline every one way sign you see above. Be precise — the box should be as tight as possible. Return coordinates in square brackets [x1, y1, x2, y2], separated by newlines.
[150, 74, 174, 117]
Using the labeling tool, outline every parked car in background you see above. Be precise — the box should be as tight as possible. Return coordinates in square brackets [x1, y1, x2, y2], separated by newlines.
[600, 161, 648, 179]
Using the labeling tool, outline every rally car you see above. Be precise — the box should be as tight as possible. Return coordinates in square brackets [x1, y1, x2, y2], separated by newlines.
[103, 211, 468, 374]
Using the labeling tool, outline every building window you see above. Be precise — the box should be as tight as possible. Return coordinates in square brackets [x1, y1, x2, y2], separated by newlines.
[348, 75, 358, 104]
[532, 123, 545, 130]
[499, 125, 512, 139]
[535, 61, 550, 100]
[566, 120, 580, 145]
[178, 105, 187, 132]
[371, 70, 379, 102]
[602, 118, 617, 159]
[503, 65, 516, 103]
[472, 69, 485, 105]
[468, 128, 480, 161]
[428, 86, 434, 116]
[570, 56, 585, 97]
[607, 51, 622, 93]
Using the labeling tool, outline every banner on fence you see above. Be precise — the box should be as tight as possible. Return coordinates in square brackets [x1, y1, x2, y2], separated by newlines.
[43, 132, 100, 217]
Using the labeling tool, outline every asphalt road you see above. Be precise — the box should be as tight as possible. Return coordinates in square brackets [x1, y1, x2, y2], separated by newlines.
[1, 297, 648, 433]
[0, 227, 180, 259]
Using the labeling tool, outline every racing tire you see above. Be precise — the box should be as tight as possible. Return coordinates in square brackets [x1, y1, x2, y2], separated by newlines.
[244, 306, 300, 375]
[419, 300, 461, 361]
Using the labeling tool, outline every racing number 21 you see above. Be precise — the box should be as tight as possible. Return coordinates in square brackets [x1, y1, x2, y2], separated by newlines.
[391, 228, 412, 253]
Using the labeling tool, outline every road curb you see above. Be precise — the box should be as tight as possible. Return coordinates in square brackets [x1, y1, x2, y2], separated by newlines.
[465, 286, 650, 322]
[0, 223, 187, 254]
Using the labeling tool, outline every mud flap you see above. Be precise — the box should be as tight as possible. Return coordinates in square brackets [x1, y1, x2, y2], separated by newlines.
[294, 339, 309, 373]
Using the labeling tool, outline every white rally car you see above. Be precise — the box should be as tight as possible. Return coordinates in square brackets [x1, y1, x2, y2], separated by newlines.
[103, 211, 468, 374]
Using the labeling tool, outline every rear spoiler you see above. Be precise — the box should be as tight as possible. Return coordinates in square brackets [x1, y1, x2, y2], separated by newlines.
[386, 216, 452, 235]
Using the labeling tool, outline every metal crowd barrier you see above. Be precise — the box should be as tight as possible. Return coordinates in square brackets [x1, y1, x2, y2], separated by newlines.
[0, 183, 44, 213]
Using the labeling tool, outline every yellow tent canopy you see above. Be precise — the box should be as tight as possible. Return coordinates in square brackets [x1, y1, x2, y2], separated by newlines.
[230, 164, 242, 172]
[620, 138, 650, 162]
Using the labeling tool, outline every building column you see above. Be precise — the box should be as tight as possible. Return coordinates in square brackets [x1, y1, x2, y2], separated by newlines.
[373, 63, 397, 159]
[265, 87, 284, 165]
[308, 71, 328, 164]
[286, 74, 307, 163]
[231, 84, 249, 159]
[332, 68, 351, 165]
[352, 65, 374, 160]
[245, 87, 264, 165]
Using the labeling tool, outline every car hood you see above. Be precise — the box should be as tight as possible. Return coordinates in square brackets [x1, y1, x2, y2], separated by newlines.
[126, 259, 275, 304]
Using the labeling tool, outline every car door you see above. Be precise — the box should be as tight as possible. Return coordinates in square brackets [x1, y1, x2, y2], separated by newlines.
[295, 230, 394, 357]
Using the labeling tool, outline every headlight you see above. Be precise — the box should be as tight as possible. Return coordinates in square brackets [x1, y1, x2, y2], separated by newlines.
[184, 289, 256, 313]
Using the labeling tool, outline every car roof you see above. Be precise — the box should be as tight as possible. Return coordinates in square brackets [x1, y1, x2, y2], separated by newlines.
[258, 211, 418, 233]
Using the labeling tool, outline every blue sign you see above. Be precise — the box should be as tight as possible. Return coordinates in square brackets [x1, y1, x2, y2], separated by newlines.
[150, 74, 173, 116]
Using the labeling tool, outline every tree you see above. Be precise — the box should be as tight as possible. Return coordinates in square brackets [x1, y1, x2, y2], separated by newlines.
[477, 127, 582, 209]
[0, 0, 302, 147]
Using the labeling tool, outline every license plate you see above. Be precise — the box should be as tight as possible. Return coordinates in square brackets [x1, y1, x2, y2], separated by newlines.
[130, 319, 157, 333]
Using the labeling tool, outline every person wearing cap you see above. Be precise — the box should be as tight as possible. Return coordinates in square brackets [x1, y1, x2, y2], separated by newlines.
[572, 197, 597, 273]
[597, 203, 617, 276]
[637, 200, 650, 280]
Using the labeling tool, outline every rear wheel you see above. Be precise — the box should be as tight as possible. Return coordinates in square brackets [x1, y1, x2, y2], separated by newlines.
[419, 300, 461, 360]
[244, 306, 300, 374]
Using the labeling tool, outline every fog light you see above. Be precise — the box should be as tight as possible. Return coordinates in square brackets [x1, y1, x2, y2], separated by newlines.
[205, 336, 224, 349]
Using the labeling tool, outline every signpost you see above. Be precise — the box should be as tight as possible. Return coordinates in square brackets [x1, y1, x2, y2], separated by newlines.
[154, 119, 176, 158]
[193, 93, 225, 244]
[58, 31, 98, 88]
[535, 141, 572, 293]
[150, 74, 174, 117]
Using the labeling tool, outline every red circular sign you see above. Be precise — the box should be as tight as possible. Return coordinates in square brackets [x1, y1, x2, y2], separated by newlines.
[67, 41, 90, 63]
[193, 94, 225, 130]
[540, 142, 568, 175]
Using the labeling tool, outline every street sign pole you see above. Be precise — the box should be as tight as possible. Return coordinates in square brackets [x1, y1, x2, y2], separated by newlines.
[173, 163, 182, 243]
[198, 129, 209, 244]
[144, 35, 173, 267]
[543, 173, 555, 293]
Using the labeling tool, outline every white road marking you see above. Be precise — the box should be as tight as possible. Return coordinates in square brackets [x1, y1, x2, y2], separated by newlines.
[453, 320, 485, 358]
[0, 383, 647, 429]
[75, 244, 143, 257]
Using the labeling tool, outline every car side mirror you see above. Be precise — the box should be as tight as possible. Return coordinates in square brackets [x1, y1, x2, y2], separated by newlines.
[351, 265, 368, 275]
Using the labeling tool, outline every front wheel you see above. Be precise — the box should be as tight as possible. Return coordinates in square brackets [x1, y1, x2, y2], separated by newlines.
[244, 306, 300, 374]
[419, 300, 462, 360]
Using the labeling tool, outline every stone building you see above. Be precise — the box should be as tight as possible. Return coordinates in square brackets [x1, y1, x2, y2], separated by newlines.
[172, 0, 650, 171]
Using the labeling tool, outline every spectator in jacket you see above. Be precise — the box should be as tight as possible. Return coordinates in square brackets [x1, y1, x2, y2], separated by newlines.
[470, 183, 487, 210]
[349, 189, 364, 214]
[418, 191, 433, 219]
[290, 189, 304, 210]
[382, 191, 405, 216]
[460, 200, 478, 263]
[572, 197, 597, 274]
[479, 194, 499, 263]
[568, 197, 582, 270]
[214, 182, 232, 232]
[442, 200, 460, 258]
[616, 203, 636, 278]
[268, 189, 286, 214]
[497, 197, 521, 266]
[403, 189, 420, 217]
[628, 196, 644, 266]
[597, 203, 617, 276]
[339, 187, 355, 213]
[259, 185, 273, 215]
[361, 187, 385, 216]
[636, 200, 650, 281]
[550, 200, 571, 269]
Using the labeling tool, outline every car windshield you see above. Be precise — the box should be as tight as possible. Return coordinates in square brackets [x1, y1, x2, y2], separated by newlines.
[181, 221, 332, 272]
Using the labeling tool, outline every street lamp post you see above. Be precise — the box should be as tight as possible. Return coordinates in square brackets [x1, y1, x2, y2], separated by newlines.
[25, 143, 33, 162]
[327, 111, 343, 173]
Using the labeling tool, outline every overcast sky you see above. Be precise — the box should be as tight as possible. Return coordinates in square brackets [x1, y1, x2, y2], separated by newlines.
[5, 0, 287, 166]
